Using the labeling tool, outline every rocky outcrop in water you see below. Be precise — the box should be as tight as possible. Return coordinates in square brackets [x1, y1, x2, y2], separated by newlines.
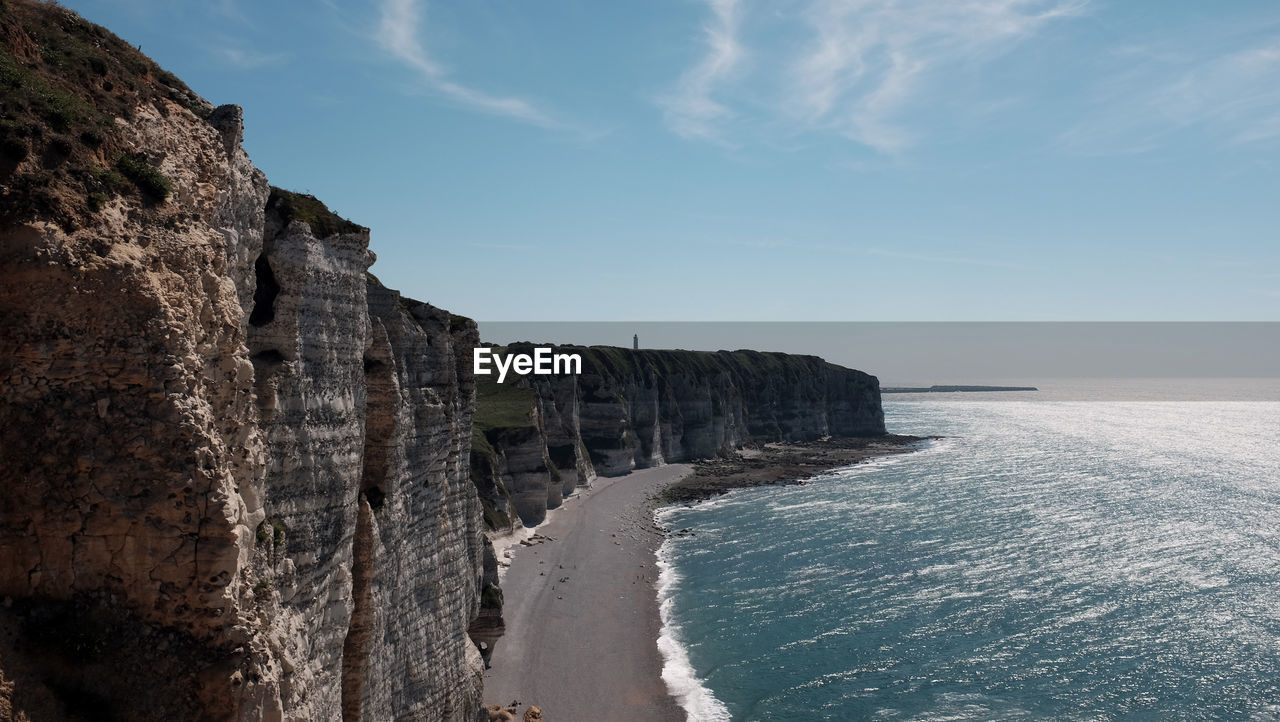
[0, 3, 487, 719]
[471, 345, 884, 527]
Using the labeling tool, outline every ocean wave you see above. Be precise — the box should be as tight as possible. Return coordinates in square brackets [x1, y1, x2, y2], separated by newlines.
[655, 540, 733, 722]
[652, 399, 1280, 717]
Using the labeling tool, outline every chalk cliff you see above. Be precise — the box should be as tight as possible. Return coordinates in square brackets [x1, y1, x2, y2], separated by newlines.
[471, 345, 884, 527]
[0, 2, 888, 717]
[0, 3, 486, 719]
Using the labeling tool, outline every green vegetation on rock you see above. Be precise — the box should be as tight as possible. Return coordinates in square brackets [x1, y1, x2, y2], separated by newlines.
[115, 151, 170, 201]
[268, 186, 366, 238]
[471, 371, 538, 531]
[497, 343, 830, 388]
[480, 583, 503, 611]
[0, 0, 210, 227]
[0, 48, 96, 134]
[256, 517, 286, 546]
[474, 376, 537, 432]
[470, 425, 516, 530]
[448, 312, 473, 334]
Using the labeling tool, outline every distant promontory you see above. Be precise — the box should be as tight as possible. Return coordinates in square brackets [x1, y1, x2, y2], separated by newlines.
[882, 385, 1039, 393]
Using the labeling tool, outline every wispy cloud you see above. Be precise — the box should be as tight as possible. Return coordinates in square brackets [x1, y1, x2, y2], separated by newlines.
[211, 45, 288, 70]
[209, 0, 250, 24]
[467, 242, 534, 251]
[657, 0, 744, 142]
[791, 0, 1085, 152]
[376, 0, 558, 127]
[659, 0, 1083, 150]
[1060, 38, 1280, 153]
[868, 247, 1027, 270]
[706, 236, 845, 252]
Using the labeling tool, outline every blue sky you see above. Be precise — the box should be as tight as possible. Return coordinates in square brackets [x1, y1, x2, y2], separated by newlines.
[61, 0, 1280, 321]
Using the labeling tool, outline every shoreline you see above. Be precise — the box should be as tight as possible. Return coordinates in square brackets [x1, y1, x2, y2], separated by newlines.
[482, 436, 925, 720]
[482, 465, 689, 721]
[662, 434, 926, 505]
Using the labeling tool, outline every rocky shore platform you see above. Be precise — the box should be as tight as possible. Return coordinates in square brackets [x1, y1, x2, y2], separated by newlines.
[660, 434, 929, 504]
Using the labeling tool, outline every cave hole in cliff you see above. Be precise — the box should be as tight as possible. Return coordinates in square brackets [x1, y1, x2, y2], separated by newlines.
[249, 252, 279, 327]
[363, 486, 386, 511]
[251, 349, 285, 367]
[362, 356, 383, 373]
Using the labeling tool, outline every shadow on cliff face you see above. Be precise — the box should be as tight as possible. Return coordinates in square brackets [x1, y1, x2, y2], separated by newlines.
[0, 597, 237, 722]
[248, 252, 279, 327]
[469, 344, 886, 527]
[2, 1, 491, 718]
[467, 545, 505, 671]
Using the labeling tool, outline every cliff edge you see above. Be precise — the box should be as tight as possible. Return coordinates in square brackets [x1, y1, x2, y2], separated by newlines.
[0, 3, 890, 719]
[0, 3, 486, 719]
[471, 345, 885, 528]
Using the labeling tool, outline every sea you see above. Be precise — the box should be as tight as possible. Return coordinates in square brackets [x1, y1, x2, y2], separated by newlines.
[655, 379, 1280, 721]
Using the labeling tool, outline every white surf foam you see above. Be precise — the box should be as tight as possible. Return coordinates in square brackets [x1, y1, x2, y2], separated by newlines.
[655, 537, 733, 722]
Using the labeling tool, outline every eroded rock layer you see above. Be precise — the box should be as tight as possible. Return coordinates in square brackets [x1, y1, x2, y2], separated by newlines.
[0, 3, 487, 719]
[471, 345, 885, 527]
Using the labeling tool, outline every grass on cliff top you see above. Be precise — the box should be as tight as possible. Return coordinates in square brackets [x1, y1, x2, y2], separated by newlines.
[471, 426, 496, 458]
[474, 376, 537, 431]
[517, 344, 833, 382]
[268, 187, 367, 238]
[469, 428, 517, 531]
[449, 312, 473, 334]
[0, 0, 205, 228]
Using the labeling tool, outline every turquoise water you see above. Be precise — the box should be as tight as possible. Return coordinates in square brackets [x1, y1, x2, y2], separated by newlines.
[656, 390, 1280, 720]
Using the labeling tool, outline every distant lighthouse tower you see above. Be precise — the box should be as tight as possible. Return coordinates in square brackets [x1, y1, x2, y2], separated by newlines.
[633, 334, 639, 350]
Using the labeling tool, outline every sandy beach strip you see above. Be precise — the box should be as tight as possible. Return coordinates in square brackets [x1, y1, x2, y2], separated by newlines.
[482, 464, 691, 721]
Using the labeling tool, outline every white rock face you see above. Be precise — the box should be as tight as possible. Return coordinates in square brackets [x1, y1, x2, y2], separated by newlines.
[535, 376, 598, 495]
[474, 348, 886, 526]
[0, 97, 280, 718]
[0, 93, 488, 720]
[245, 207, 373, 720]
[356, 283, 487, 720]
